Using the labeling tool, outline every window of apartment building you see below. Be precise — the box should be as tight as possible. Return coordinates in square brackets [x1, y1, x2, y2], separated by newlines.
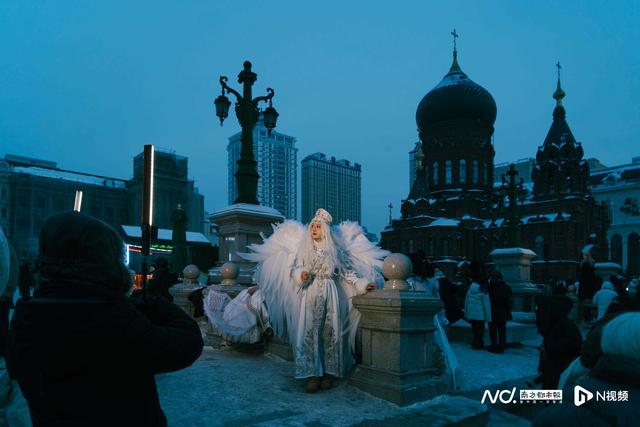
[54, 198, 65, 212]
[472, 160, 479, 184]
[18, 191, 29, 207]
[432, 162, 439, 185]
[460, 160, 466, 184]
[36, 194, 46, 209]
[17, 217, 29, 233]
[89, 201, 99, 216]
[445, 160, 452, 184]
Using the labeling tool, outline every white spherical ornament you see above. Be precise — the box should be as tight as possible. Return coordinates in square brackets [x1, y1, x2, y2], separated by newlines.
[182, 264, 200, 282]
[382, 253, 412, 290]
[221, 262, 239, 285]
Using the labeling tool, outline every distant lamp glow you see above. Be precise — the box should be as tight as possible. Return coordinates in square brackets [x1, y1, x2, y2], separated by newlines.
[73, 190, 83, 212]
[263, 103, 279, 135]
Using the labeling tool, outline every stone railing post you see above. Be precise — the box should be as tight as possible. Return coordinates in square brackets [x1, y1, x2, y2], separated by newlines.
[490, 248, 540, 312]
[207, 261, 246, 299]
[594, 262, 622, 282]
[169, 264, 205, 317]
[348, 253, 449, 406]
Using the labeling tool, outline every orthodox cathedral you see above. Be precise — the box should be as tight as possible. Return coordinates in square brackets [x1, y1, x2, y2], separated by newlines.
[380, 41, 609, 282]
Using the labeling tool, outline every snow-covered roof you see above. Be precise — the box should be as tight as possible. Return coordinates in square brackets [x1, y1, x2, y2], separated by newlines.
[482, 218, 505, 228]
[210, 203, 284, 220]
[121, 225, 211, 244]
[11, 166, 127, 189]
[490, 248, 536, 257]
[435, 258, 459, 263]
[521, 212, 571, 223]
[424, 218, 459, 228]
[531, 260, 580, 264]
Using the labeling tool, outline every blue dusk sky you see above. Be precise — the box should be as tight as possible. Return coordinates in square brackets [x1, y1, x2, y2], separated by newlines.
[1, 1, 638, 235]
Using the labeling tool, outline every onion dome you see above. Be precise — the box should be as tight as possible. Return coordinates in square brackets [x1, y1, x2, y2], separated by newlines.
[416, 48, 497, 130]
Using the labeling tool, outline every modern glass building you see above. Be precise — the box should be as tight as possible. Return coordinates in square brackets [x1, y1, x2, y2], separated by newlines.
[301, 152, 361, 224]
[227, 118, 297, 219]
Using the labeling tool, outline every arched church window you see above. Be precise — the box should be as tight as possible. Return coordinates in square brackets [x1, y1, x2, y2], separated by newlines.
[472, 160, 479, 184]
[534, 235, 544, 259]
[433, 162, 439, 185]
[610, 234, 623, 266]
[627, 233, 639, 276]
[445, 160, 452, 184]
[460, 160, 466, 184]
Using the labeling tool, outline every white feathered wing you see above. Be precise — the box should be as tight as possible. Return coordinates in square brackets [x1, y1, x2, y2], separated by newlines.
[336, 221, 390, 351]
[239, 220, 305, 347]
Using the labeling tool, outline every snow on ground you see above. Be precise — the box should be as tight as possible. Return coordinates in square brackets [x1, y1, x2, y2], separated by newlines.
[451, 342, 539, 392]
[156, 347, 401, 426]
[156, 341, 539, 426]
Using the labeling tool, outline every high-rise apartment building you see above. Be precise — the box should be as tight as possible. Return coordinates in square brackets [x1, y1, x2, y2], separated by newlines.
[128, 149, 204, 232]
[227, 118, 297, 219]
[301, 152, 361, 224]
[1, 150, 205, 260]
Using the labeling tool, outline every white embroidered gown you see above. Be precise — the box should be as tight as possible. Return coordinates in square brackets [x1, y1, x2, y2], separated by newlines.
[292, 244, 367, 379]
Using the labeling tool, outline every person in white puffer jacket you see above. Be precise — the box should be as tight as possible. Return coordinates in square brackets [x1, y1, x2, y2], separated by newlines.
[592, 278, 618, 320]
[464, 261, 492, 349]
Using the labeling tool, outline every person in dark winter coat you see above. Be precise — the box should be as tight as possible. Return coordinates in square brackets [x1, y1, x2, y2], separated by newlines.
[577, 255, 602, 301]
[18, 261, 35, 299]
[7, 212, 204, 427]
[610, 275, 628, 297]
[534, 294, 583, 389]
[148, 257, 177, 302]
[487, 271, 512, 353]
[533, 312, 640, 427]
[438, 273, 463, 325]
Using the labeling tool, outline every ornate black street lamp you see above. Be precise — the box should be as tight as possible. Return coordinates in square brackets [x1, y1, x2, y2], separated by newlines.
[499, 164, 527, 247]
[214, 61, 279, 205]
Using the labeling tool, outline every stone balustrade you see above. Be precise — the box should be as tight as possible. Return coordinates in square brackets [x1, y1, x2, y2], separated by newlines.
[349, 253, 450, 406]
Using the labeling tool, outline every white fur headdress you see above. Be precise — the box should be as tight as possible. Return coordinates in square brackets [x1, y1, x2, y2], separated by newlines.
[312, 208, 332, 225]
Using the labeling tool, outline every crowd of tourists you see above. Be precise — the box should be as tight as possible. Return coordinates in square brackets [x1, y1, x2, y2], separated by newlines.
[408, 250, 639, 425]
[1, 213, 638, 426]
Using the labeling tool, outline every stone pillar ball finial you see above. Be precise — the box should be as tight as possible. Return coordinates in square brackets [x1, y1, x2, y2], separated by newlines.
[182, 264, 200, 285]
[221, 262, 240, 285]
[382, 253, 412, 291]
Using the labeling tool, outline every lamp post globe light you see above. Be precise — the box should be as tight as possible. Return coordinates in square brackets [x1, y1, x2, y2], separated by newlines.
[214, 61, 279, 205]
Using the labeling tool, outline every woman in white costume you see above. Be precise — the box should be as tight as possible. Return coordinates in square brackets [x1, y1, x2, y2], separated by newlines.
[242, 208, 388, 393]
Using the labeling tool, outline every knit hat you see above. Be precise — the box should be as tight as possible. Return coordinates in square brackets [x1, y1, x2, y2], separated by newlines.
[38, 211, 131, 294]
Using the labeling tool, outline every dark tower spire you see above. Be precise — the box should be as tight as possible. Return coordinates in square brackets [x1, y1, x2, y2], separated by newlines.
[532, 62, 589, 199]
[449, 29, 462, 73]
[553, 61, 566, 108]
